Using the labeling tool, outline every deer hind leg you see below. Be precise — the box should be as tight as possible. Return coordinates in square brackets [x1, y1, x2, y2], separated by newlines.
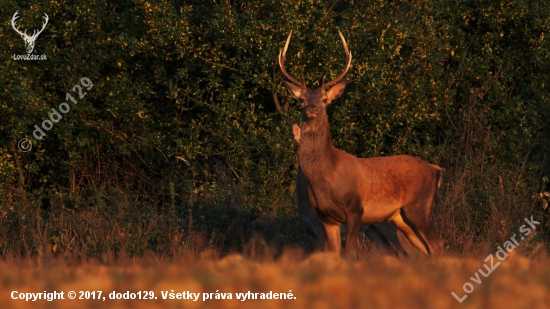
[400, 207, 444, 256]
[390, 210, 429, 255]
[369, 222, 417, 257]
[364, 224, 400, 257]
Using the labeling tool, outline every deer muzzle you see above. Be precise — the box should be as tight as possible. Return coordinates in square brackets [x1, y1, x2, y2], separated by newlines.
[305, 105, 318, 119]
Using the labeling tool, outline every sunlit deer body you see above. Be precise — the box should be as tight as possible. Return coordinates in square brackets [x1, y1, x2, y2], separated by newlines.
[280, 31, 443, 256]
[293, 125, 415, 256]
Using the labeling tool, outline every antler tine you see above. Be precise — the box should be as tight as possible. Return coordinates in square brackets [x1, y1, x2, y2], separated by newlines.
[324, 31, 352, 89]
[278, 31, 304, 87]
[41, 14, 49, 30]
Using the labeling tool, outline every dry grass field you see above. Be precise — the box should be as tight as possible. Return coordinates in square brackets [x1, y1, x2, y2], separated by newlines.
[1, 247, 549, 309]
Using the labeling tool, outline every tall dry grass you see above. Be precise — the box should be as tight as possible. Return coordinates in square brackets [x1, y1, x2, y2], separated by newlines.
[1, 247, 549, 309]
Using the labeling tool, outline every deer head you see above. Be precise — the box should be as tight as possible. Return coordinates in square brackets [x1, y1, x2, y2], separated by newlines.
[279, 31, 352, 123]
[12, 11, 49, 54]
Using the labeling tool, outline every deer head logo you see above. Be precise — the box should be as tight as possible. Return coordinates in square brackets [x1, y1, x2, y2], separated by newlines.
[11, 11, 49, 54]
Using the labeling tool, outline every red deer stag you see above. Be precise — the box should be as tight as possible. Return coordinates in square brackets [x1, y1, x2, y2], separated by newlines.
[292, 124, 415, 256]
[280, 31, 443, 256]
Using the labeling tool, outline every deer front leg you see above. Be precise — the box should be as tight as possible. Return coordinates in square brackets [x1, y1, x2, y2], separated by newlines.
[344, 215, 362, 256]
[323, 223, 341, 254]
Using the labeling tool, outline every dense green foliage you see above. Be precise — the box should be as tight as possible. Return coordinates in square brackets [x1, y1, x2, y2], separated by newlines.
[1, 0, 549, 258]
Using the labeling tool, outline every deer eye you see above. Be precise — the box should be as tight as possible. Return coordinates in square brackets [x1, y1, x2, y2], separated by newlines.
[323, 98, 328, 103]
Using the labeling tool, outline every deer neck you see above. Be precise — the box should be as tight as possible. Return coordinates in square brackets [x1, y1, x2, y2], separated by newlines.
[298, 115, 335, 179]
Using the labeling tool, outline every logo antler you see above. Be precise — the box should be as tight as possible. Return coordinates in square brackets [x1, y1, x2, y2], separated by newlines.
[12, 11, 49, 54]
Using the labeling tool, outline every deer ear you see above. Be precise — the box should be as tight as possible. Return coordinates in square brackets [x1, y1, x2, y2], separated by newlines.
[282, 80, 303, 99]
[326, 80, 347, 102]
[291, 123, 301, 144]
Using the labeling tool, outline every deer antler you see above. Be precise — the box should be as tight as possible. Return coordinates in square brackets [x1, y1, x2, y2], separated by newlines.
[323, 31, 352, 89]
[31, 13, 49, 40]
[11, 11, 27, 37]
[11, 12, 48, 40]
[278, 31, 305, 88]
[279, 31, 352, 89]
